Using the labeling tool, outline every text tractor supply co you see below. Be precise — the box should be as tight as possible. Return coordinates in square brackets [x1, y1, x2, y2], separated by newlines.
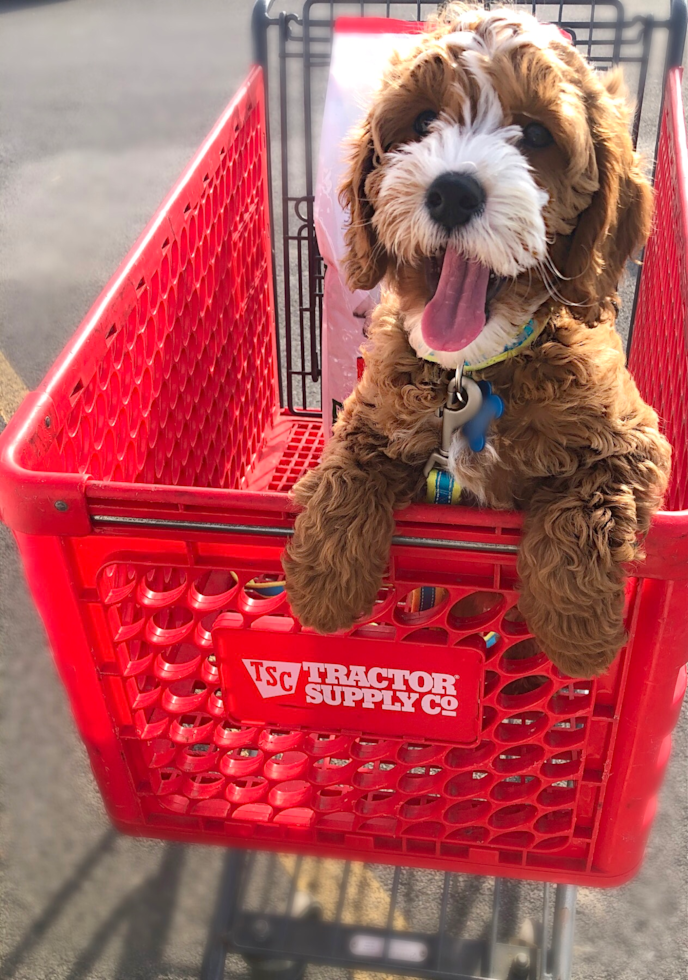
[243, 660, 462, 717]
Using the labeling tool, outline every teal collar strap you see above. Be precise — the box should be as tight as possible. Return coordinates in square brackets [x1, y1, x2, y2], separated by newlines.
[423, 318, 543, 372]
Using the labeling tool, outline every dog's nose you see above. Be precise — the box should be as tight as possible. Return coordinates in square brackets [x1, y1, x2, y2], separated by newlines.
[425, 172, 486, 229]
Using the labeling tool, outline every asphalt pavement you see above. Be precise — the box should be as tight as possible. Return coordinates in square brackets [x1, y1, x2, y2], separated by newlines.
[0, 2, 686, 979]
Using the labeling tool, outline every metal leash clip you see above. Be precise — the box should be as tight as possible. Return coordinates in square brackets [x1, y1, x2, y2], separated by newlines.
[423, 365, 483, 478]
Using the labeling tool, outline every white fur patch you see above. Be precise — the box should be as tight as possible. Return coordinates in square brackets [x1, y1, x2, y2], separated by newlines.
[442, 9, 565, 57]
[449, 432, 499, 507]
[375, 103, 548, 277]
[448, 433, 500, 507]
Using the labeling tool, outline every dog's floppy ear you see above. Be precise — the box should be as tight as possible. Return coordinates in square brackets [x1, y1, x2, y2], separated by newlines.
[338, 119, 388, 291]
[563, 69, 653, 320]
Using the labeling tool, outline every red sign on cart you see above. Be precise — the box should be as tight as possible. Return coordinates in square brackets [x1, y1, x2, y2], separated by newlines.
[215, 627, 484, 744]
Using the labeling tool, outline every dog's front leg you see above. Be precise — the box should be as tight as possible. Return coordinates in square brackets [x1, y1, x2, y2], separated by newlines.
[284, 310, 446, 633]
[283, 441, 422, 633]
[517, 469, 642, 678]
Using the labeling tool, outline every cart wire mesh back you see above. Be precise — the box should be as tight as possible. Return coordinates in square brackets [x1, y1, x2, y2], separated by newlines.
[252, 0, 686, 415]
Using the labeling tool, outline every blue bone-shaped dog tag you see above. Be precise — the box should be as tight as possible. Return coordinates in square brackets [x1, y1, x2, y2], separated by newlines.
[462, 381, 504, 452]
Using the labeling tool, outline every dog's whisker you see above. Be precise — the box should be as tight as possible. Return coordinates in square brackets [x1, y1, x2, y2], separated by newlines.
[538, 261, 581, 308]
[543, 253, 577, 283]
[345, 217, 376, 231]
[538, 264, 596, 309]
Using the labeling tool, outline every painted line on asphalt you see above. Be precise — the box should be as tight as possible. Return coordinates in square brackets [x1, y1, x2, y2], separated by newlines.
[0, 350, 28, 423]
[279, 854, 407, 980]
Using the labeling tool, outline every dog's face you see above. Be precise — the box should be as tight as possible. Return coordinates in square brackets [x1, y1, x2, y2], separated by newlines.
[339, 5, 652, 368]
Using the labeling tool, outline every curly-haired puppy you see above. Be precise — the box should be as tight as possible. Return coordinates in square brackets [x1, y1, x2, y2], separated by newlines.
[284, 3, 671, 678]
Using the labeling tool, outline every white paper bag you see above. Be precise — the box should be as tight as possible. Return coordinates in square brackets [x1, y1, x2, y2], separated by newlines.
[314, 20, 423, 435]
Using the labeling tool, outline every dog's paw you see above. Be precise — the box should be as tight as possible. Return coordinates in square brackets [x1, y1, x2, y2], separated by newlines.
[283, 556, 376, 634]
[542, 641, 622, 679]
[283, 457, 396, 634]
[518, 594, 626, 678]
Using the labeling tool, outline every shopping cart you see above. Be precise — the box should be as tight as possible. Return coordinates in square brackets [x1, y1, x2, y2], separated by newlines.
[1, 2, 687, 978]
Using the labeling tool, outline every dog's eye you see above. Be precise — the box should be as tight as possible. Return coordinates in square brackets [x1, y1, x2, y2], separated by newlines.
[413, 110, 438, 137]
[522, 122, 554, 149]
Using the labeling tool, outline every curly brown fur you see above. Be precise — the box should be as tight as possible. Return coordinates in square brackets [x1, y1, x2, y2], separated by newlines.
[284, 311, 444, 632]
[284, 4, 671, 676]
[456, 312, 670, 675]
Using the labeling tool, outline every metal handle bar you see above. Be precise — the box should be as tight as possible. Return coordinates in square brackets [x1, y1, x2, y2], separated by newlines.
[91, 513, 519, 554]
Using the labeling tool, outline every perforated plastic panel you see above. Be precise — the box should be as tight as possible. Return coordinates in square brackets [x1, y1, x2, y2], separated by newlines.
[102, 556, 630, 866]
[629, 69, 688, 511]
[10, 66, 277, 498]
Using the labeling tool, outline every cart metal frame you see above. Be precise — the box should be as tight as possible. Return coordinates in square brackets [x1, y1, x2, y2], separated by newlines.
[201, 852, 578, 980]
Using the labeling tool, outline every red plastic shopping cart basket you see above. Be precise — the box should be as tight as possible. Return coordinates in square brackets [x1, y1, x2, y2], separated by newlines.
[1, 1, 687, 890]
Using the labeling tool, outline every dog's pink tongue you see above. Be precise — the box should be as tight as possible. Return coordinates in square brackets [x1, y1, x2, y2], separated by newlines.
[421, 248, 490, 352]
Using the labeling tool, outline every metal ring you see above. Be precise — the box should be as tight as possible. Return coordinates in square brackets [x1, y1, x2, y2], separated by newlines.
[454, 361, 466, 404]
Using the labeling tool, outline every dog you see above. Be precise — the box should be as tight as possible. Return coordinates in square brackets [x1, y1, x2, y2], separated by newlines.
[283, 3, 671, 679]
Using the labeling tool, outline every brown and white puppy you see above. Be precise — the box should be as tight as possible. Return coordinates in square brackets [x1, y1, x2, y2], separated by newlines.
[283, 3, 671, 678]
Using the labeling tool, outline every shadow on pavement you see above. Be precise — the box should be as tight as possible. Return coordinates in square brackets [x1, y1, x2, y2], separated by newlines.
[0, 1, 72, 13]
[0, 832, 188, 980]
[64, 844, 187, 980]
[0, 830, 118, 980]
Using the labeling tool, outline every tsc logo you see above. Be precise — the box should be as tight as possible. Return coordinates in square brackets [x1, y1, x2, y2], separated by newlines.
[242, 659, 302, 698]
